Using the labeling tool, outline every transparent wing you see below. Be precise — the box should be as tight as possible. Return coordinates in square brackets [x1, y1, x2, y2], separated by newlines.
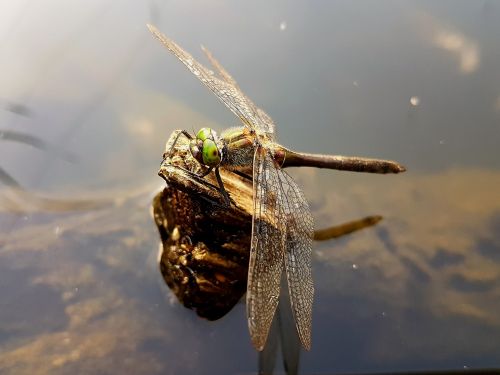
[201, 45, 239, 89]
[247, 147, 314, 351]
[201, 45, 276, 135]
[279, 167, 314, 350]
[247, 147, 286, 351]
[148, 24, 275, 135]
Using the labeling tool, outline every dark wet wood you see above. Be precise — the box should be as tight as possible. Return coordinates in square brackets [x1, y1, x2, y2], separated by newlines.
[153, 186, 251, 320]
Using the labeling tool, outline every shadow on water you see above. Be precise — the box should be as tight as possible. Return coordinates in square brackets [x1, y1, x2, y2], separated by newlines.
[0, 129, 114, 218]
[1, 101, 32, 117]
[0, 261, 68, 344]
[429, 248, 465, 269]
[476, 212, 500, 263]
[0, 130, 77, 163]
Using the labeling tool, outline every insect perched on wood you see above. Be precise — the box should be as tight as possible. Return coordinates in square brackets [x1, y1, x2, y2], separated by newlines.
[148, 24, 405, 351]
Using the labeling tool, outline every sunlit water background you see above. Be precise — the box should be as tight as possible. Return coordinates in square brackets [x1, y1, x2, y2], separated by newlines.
[1, 1, 500, 374]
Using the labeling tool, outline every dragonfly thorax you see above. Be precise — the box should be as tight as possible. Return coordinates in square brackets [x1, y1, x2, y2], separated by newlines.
[189, 127, 223, 168]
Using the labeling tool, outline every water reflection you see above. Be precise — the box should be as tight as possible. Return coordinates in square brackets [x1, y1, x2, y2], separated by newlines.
[423, 14, 481, 75]
[1, 168, 499, 373]
[0, 129, 76, 163]
[0, 129, 107, 215]
[1, 101, 32, 117]
[308, 168, 500, 372]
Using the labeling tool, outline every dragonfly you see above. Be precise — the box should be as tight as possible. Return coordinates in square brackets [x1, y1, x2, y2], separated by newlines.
[147, 24, 405, 351]
[154, 142, 383, 321]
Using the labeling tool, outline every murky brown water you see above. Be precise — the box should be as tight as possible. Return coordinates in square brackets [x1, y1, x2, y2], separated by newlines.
[1, 1, 500, 374]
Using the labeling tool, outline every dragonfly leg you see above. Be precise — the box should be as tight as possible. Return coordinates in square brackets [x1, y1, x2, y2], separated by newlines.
[214, 167, 231, 206]
[232, 169, 252, 181]
[165, 161, 229, 206]
[198, 166, 213, 178]
[163, 130, 193, 159]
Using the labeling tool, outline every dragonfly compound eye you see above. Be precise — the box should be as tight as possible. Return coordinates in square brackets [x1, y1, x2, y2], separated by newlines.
[202, 139, 221, 167]
[196, 127, 215, 141]
[189, 139, 204, 164]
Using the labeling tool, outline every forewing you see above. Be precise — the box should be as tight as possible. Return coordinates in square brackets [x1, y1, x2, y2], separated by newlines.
[201, 45, 276, 136]
[279, 169, 314, 350]
[148, 24, 275, 135]
[201, 45, 240, 90]
[247, 147, 285, 351]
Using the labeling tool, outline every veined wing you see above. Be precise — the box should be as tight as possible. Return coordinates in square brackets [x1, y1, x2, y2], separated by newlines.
[247, 146, 286, 351]
[201, 45, 239, 90]
[279, 164, 314, 350]
[148, 24, 275, 136]
[201, 46, 276, 136]
[247, 146, 314, 351]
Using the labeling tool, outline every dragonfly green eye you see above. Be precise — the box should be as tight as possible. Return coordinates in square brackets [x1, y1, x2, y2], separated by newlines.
[189, 139, 204, 164]
[202, 139, 221, 166]
[196, 127, 214, 142]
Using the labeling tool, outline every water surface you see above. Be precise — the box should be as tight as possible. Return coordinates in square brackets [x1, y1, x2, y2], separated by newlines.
[1, 1, 499, 374]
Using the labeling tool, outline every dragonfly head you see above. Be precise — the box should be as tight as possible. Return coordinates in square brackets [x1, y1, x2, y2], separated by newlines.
[189, 127, 221, 168]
